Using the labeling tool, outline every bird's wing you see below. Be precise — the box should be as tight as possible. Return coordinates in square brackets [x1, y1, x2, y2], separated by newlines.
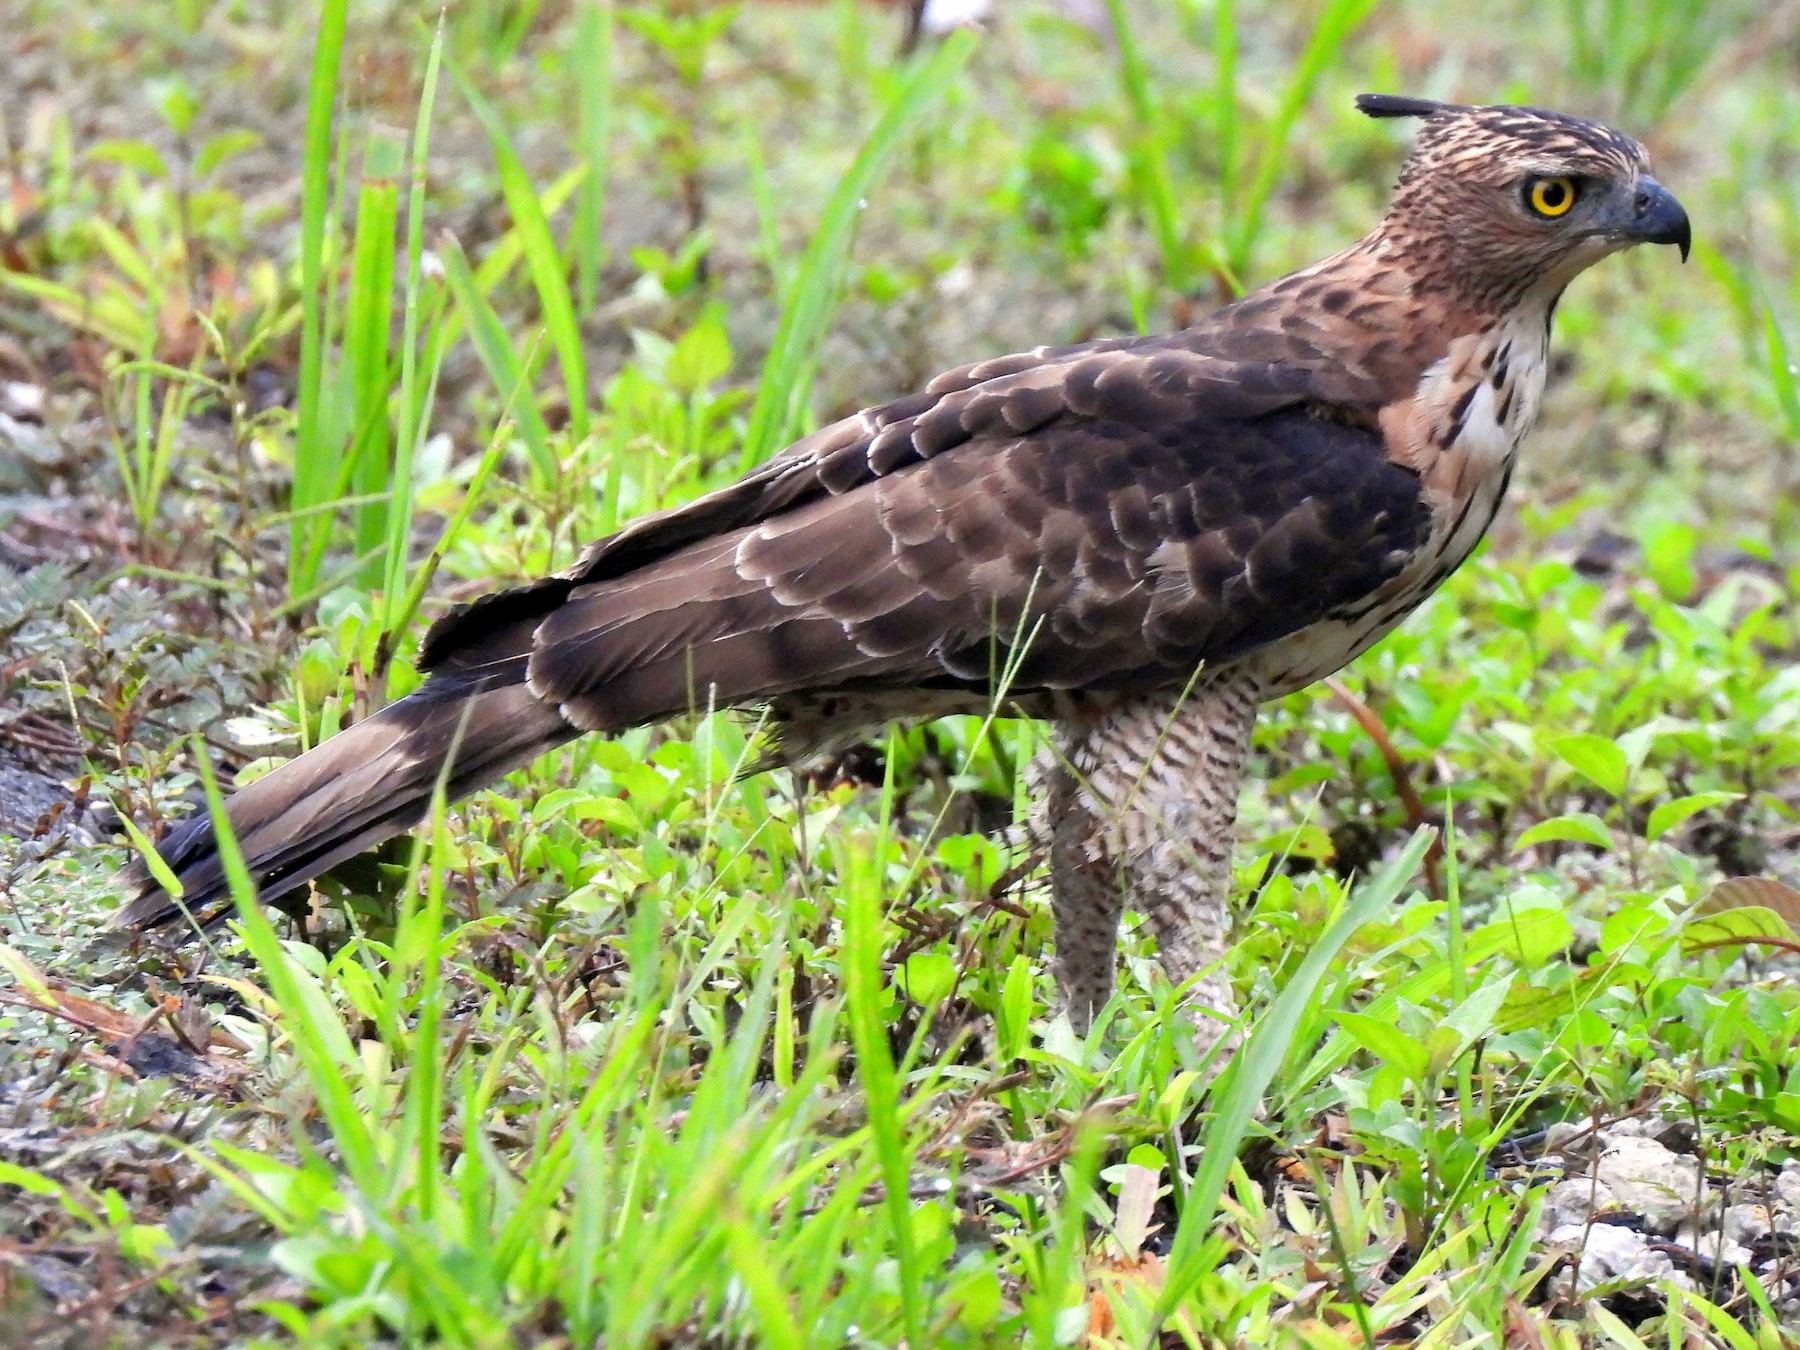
[415, 333, 1305, 672]
[420, 338, 1432, 732]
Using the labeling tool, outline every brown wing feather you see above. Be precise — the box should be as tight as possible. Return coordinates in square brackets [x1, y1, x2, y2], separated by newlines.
[413, 319, 1362, 678]
[506, 342, 1433, 735]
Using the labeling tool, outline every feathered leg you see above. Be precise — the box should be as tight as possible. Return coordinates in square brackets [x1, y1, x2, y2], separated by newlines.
[1033, 741, 1126, 1030]
[1042, 675, 1260, 1054]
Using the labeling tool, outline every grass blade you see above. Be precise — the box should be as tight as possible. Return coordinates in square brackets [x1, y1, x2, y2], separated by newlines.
[190, 743, 383, 1199]
[842, 806, 924, 1349]
[343, 128, 404, 590]
[572, 0, 613, 318]
[382, 16, 448, 632]
[1153, 827, 1435, 1334]
[739, 29, 976, 470]
[290, 0, 350, 598]
[438, 234, 557, 477]
[455, 63, 591, 446]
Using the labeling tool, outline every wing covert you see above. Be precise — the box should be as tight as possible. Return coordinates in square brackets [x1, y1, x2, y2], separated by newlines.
[509, 345, 1430, 729]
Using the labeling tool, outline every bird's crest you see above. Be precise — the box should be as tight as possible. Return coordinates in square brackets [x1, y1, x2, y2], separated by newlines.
[1358, 93, 1648, 177]
[1355, 93, 1457, 121]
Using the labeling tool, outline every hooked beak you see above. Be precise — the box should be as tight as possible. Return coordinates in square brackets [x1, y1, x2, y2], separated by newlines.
[1620, 176, 1691, 261]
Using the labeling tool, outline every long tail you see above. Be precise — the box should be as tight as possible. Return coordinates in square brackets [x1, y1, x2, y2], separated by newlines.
[115, 677, 576, 931]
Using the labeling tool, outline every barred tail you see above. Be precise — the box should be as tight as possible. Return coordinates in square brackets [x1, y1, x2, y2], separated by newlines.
[114, 679, 576, 931]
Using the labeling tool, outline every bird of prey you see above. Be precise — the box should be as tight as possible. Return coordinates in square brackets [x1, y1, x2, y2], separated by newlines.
[119, 95, 1689, 1052]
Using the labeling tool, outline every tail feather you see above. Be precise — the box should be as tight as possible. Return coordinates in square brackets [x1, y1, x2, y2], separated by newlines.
[115, 680, 576, 931]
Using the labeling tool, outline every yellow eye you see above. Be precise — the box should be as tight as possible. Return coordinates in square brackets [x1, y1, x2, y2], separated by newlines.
[1527, 176, 1577, 218]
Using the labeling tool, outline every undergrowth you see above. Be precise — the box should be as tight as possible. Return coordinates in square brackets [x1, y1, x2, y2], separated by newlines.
[4, 1, 1800, 1346]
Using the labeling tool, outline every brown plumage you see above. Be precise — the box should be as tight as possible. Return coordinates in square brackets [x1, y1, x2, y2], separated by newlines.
[119, 96, 1689, 1045]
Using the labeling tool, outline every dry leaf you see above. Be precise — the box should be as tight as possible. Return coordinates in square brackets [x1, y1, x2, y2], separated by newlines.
[1700, 877, 1800, 932]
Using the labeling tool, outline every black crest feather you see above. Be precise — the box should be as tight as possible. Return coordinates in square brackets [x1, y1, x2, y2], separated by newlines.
[1355, 93, 1456, 120]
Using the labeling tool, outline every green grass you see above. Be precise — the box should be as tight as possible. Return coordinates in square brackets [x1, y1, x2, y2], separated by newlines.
[5, 0, 1800, 1346]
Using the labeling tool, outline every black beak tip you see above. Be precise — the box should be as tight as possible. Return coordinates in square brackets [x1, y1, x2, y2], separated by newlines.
[1634, 178, 1691, 262]
[1667, 214, 1691, 264]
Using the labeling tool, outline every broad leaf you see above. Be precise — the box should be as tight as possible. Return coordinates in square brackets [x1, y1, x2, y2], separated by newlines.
[1646, 791, 1741, 842]
[1514, 812, 1615, 852]
[1549, 733, 1628, 798]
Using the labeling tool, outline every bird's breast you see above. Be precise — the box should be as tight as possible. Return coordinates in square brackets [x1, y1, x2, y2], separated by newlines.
[1380, 314, 1548, 498]
[1245, 317, 1549, 699]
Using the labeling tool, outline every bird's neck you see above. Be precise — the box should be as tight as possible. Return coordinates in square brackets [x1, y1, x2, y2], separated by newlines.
[1261, 229, 1562, 506]
[1206, 229, 1549, 417]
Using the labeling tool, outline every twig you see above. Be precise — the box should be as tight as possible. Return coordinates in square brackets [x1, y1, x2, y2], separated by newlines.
[1325, 677, 1444, 900]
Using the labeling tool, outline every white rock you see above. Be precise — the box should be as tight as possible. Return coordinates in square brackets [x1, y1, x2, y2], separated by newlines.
[1547, 1222, 1678, 1291]
[1776, 1162, 1800, 1211]
[1594, 1137, 1704, 1235]
[1597, 1116, 1651, 1143]
[918, 0, 990, 32]
[0, 381, 44, 417]
[1723, 1203, 1778, 1245]
[1673, 1225, 1753, 1268]
[1540, 1178, 1619, 1233]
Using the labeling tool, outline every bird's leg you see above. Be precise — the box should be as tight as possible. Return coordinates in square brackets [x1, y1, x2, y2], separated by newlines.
[1048, 676, 1260, 1056]
[1126, 677, 1260, 1058]
[1032, 737, 1126, 1032]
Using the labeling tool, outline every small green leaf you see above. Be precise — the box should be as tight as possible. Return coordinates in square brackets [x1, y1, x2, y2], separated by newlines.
[1337, 1011, 1429, 1083]
[0, 1161, 64, 1196]
[1641, 518, 1698, 601]
[147, 75, 199, 135]
[1550, 733, 1628, 797]
[118, 1222, 173, 1265]
[1514, 812, 1615, 852]
[899, 950, 957, 1007]
[1770, 1093, 1800, 1133]
[1647, 791, 1741, 841]
[952, 1267, 1004, 1330]
[996, 955, 1034, 1062]
[1600, 898, 1674, 955]
[1422, 1025, 1462, 1077]
[666, 309, 732, 393]
[194, 128, 262, 178]
[1124, 1143, 1165, 1172]
[1497, 980, 1579, 1032]
[1260, 823, 1335, 863]
[86, 138, 169, 178]
[1440, 975, 1511, 1046]
[1470, 905, 1575, 965]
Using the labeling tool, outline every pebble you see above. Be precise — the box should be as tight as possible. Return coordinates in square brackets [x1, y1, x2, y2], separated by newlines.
[1547, 1222, 1682, 1292]
[0, 381, 45, 418]
[1777, 1162, 1800, 1212]
[1671, 1225, 1754, 1269]
[1593, 1136, 1705, 1235]
[1539, 1177, 1619, 1233]
[1722, 1201, 1791, 1244]
[1524, 1127, 1800, 1310]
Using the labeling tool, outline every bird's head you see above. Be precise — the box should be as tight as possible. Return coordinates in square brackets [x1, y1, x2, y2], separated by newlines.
[1356, 94, 1690, 310]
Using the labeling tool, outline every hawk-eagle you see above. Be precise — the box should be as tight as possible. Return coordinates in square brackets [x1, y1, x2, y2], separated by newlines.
[119, 95, 1690, 1050]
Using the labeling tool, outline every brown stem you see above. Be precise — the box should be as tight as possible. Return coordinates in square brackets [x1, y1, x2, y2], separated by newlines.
[1325, 677, 1444, 901]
